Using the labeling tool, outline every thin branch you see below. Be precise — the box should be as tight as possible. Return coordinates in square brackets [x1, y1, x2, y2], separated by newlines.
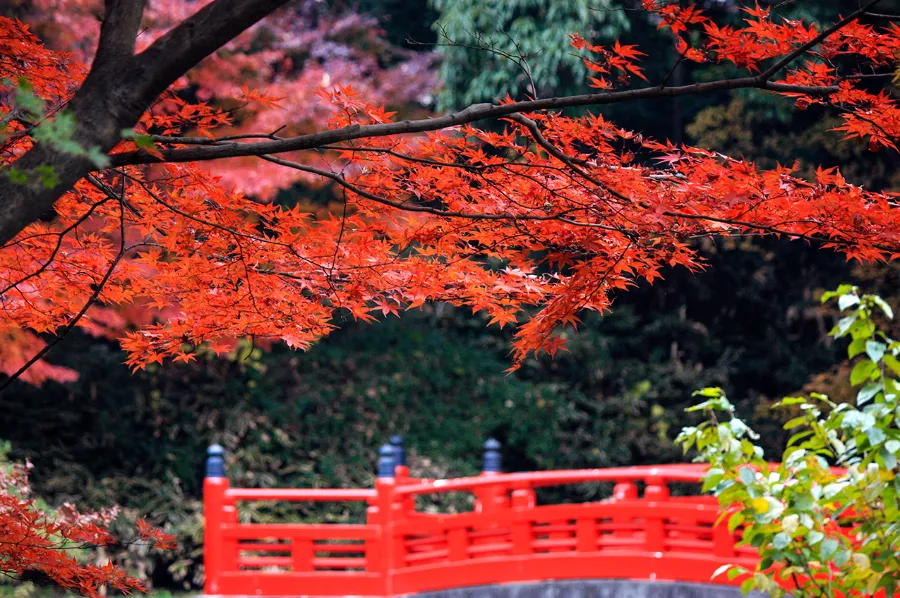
[0, 189, 129, 393]
[109, 79, 838, 167]
[505, 113, 636, 206]
[758, 0, 882, 81]
[257, 154, 623, 231]
[0, 195, 111, 298]
[863, 11, 900, 22]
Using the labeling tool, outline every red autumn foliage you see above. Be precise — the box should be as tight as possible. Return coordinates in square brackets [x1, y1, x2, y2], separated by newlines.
[0, 454, 175, 596]
[1, 2, 898, 378]
[1, 1, 900, 591]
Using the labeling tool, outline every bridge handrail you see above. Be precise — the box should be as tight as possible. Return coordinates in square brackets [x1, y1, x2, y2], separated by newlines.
[201, 441, 852, 597]
[224, 488, 377, 502]
[393, 464, 708, 497]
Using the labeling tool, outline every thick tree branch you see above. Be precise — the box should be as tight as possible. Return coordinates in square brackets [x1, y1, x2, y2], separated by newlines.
[111, 80, 837, 166]
[0, 0, 289, 248]
[133, 0, 290, 103]
[93, 0, 147, 71]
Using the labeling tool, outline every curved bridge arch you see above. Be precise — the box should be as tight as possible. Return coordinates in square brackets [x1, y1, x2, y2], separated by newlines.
[203, 460, 764, 597]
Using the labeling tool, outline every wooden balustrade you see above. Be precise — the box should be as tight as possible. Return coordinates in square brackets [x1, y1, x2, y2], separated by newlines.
[202, 442, 764, 596]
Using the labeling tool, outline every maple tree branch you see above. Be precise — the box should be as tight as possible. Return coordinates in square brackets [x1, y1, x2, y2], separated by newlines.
[133, 0, 290, 102]
[863, 11, 900, 22]
[258, 154, 623, 232]
[93, 0, 147, 72]
[0, 0, 290, 248]
[0, 194, 112, 298]
[758, 0, 882, 81]
[110, 79, 838, 166]
[665, 212, 899, 254]
[505, 113, 635, 206]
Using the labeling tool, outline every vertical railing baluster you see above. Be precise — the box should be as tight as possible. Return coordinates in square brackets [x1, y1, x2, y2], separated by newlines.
[611, 479, 637, 541]
[714, 509, 737, 558]
[644, 472, 669, 553]
[510, 489, 535, 555]
[291, 537, 314, 571]
[575, 517, 598, 552]
[447, 527, 468, 561]
[476, 439, 506, 514]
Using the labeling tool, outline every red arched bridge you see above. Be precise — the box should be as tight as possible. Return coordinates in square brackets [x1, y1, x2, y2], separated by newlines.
[203, 438, 763, 597]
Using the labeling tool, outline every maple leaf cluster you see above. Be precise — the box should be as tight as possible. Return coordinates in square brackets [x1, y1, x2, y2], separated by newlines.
[0, 3, 899, 380]
[0, 453, 175, 596]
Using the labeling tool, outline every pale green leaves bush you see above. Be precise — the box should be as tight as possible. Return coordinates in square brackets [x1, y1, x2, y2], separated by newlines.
[678, 286, 900, 597]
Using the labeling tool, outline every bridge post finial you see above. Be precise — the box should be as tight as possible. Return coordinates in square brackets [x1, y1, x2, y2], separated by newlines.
[390, 435, 405, 467]
[483, 438, 502, 473]
[206, 444, 226, 478]
[377, 443, 397, 478]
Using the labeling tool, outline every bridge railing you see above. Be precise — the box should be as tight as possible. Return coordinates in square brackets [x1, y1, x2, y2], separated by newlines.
[202, 439, 760, 596]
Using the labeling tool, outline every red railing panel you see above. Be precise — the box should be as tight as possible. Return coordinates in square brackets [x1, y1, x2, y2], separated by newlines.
[203, 465, 775, 596]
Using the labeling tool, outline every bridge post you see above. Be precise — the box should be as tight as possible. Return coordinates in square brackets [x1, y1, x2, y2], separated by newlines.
[714, 506, 738, 558]
[203, 444, 230, 595]
[475, 439, 507, 515]
[390, 435, 416, 517]
[644, 472, 670, 501]
[370, 444, 401, 595]
[643, 472, 669, 553]
[613, 481, 638, 500]
[482, 438, 501, 473]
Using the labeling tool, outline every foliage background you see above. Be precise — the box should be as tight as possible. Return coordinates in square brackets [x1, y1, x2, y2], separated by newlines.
[1, 0, 899, 591]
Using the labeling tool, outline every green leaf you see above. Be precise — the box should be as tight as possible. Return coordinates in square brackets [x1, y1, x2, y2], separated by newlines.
[35, 164, 58, 188]
[773, 532, 790, 549]
[787, 430, 814, 447]
[850, 360, 878, 386]
[866, 426, 886, 446]
[857, 382, 882, 405]
[793, 494, 814, 512]
[808, 530, 824, 545]
[886, 439, 900, 454]
[739, 467, 755, 486]
[833, 314, 858, 338]
[820, 537, 839, 560]
[884, 354, 900, 377]
[7, 167, 28, 184]
[880, 447, 898, 470]
[866, 340, 887, 363]
[834, 549, 851, 567]
[728, 512, 745, 533]
[783, 416, 807, 430]
[848, 338, 867, 358]
[822, 285, 856, 304]
[839, 294, 860, 310]
[872, 296, 894, 319]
